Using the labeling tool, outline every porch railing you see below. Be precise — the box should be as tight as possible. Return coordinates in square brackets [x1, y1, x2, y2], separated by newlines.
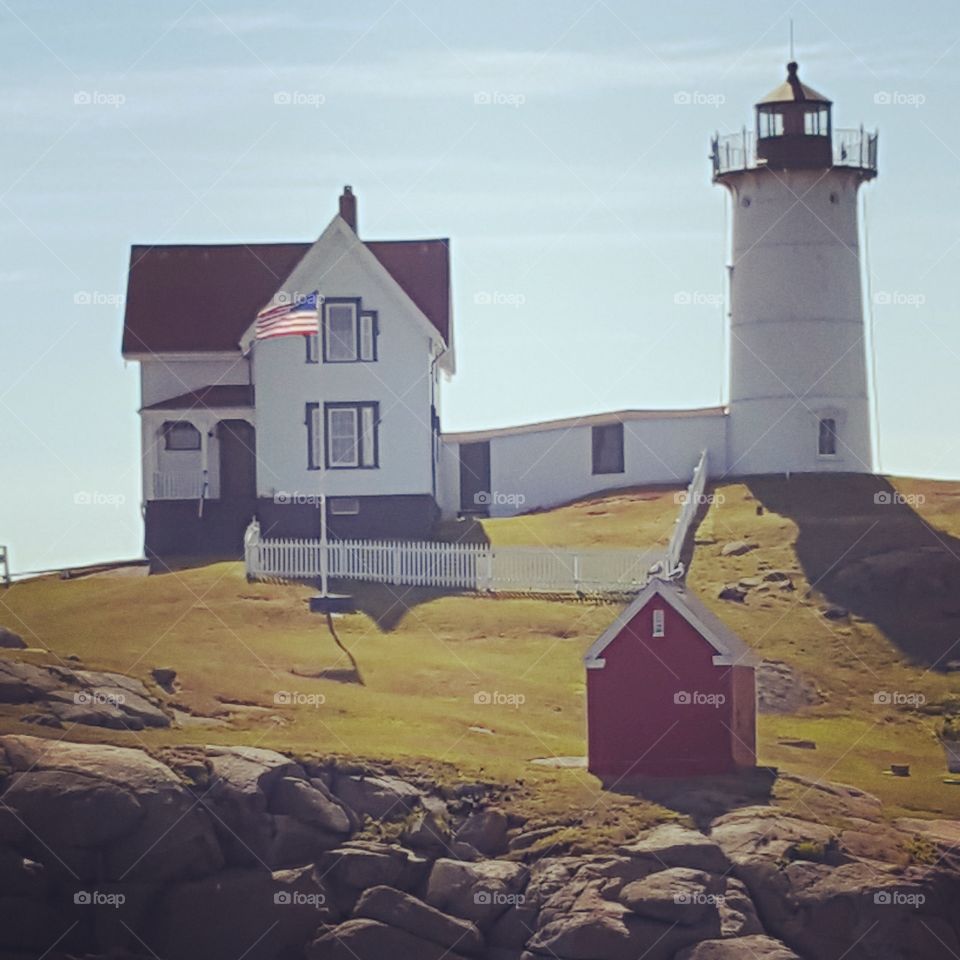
[152, 471, 206, 500]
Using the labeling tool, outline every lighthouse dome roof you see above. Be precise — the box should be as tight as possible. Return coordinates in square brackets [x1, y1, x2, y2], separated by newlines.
[757, 61, 831, 106]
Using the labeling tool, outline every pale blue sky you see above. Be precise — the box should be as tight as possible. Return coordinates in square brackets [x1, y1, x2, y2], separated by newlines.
[1, 0, 959, 573]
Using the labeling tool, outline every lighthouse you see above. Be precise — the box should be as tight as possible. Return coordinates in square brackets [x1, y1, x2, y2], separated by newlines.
[713, 62, 878, 476]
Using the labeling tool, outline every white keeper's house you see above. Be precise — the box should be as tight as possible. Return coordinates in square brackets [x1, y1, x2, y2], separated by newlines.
[122, 61, 879, 560]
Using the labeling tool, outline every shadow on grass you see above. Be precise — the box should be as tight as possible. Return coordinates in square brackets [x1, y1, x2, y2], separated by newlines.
[746, 474, 960, 669]
[329, 579, 472, 632]
[603, 767, 777, 829]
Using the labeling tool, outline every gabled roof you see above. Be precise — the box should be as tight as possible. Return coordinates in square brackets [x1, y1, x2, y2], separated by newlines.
[121, 235, 451, 357]
[142, 385, 254, 411]
[583, 578, 759, 668]
[367, 239, 450, 344]
[122, 244, 310, 355]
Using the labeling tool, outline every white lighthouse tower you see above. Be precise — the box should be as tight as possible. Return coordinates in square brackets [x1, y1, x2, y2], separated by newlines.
[713, 62, 878, 476]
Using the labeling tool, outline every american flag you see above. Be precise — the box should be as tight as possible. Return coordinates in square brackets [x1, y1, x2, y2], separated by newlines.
[255, 290, 320, 340]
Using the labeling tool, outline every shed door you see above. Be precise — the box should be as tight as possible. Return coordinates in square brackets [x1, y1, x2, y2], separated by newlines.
[459, 441, 491, 514]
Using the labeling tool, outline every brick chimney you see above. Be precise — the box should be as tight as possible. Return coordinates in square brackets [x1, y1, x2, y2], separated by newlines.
[339, 185, 357, 231]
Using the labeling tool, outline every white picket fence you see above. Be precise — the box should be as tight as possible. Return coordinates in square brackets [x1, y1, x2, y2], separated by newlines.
[243, 451, 710, 595]
[244, 522, 661, 596]
[665, 450, 709, 576]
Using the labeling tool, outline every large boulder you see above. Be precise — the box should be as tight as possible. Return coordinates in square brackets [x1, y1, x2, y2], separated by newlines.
[618, 823, 730, 874]
[618, 867, 724, 928]
[455, 808, 510, 856]
[675, 934, 802, 959]
[0, 660, 59, 702]
[269, 776, 352, 835]
[308, 918, 472, 960]
[1, 770, 144, 847]
[332, 773, 423, 820]
[319, 841, 428, 893]
[0, 661, 170, 729]
[712, 805, 960, 959]
[427, 858, 529, 927]
[0, 627, 26, 649]
[200, 745, 309, 867]
[0, 735, 222, 883]
[145, 866, 336, 960]
[354, 885, 484, 955]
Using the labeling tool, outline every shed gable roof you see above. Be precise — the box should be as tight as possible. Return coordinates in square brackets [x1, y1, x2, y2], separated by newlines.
[584, 578, 759, 668]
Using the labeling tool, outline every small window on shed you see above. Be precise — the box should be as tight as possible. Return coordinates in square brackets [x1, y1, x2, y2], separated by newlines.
[329, 498, 360, 516]
[652, 608, 665, 637]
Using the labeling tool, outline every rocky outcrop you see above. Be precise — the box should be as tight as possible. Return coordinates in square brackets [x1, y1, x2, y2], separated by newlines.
[0, 735, 958, 960]
[0, 659, 170, 729]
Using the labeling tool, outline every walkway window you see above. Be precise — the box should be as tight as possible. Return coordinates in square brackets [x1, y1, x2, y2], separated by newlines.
[592, 422, 624, 474]
[818, 417, 838, 456]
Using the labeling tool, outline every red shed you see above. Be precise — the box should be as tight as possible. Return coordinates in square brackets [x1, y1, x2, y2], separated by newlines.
[584, 578, 758, 780]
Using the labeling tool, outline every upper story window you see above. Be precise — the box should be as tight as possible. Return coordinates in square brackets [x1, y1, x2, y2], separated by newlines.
[652, 608, 665, 637]
[592, 422, 624, 475]
[320, 299, 377, 362]
[163, 422, 201, 451]
[818, 417, 838, 457]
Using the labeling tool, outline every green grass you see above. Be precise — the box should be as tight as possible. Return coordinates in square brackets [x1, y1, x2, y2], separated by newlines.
[1, 476, 959, 834]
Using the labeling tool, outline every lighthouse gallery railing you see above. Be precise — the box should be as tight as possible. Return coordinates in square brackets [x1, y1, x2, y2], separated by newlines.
[711, 127, 878, 177]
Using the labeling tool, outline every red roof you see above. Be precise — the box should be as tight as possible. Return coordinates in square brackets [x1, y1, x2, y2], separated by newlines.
[122, 237, 451, 355]
[367, 240, 450, 343]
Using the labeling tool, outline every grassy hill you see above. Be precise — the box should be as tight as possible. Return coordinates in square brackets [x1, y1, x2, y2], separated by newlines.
[1, 476, 959, 846]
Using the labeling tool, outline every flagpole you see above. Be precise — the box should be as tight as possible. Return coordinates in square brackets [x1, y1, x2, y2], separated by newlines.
[317, 293, 328, 598]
